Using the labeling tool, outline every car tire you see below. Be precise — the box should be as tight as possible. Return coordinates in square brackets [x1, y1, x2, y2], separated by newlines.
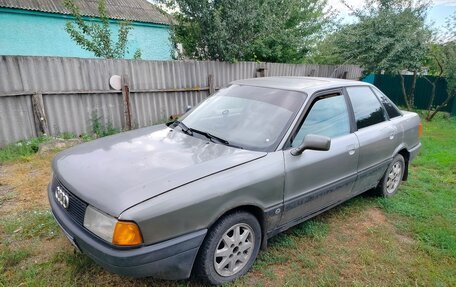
[376, 154, 405, 197]
[194, 211, 261, 285]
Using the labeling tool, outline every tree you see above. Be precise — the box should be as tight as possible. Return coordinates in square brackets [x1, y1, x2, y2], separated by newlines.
[305, 31, 347, 65]
[161, 0, 332, 63]
[329, 0, 432, 110]
[63, 0, 140, 59]
[425, 12, 456, 121]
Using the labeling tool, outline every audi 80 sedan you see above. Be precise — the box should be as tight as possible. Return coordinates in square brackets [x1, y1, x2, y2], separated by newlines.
[49, 77, 421, 285]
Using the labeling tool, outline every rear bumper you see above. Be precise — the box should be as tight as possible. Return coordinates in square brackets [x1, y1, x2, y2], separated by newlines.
[409, 142, 421, 162]
[48, 185, 207, 280]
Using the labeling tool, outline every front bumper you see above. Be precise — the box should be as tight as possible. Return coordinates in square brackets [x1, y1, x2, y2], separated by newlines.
[48, 185, 207, 280]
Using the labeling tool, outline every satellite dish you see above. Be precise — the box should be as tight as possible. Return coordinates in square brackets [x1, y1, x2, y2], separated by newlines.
[109, 75, 122, 90]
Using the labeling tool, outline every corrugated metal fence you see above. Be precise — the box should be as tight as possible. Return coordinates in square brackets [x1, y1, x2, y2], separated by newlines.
[0, 56, 363, 147]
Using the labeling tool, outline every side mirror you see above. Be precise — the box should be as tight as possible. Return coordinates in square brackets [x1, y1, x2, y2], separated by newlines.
[291, 134, 331, 156]
[185, 105, 192, 113]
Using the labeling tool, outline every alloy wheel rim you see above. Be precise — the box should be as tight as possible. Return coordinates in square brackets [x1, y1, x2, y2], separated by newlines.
[213, 223, 255, 277]
[386, 161, 402, 193]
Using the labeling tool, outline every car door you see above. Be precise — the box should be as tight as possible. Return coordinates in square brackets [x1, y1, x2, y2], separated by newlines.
[345, 86, 400, 195]
[280, 91, 359, 226]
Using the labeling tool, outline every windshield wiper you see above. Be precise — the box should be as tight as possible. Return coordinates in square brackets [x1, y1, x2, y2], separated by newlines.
[171, 121, 242, 149]
[172, 121, 193, 136]
[190, 128, 243, 149]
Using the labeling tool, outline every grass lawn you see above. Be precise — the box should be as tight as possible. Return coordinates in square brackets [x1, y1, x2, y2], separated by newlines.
[0, 114, 455, 286]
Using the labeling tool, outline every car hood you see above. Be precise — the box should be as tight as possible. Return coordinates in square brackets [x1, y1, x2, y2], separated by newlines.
[53, 125, 267, 217]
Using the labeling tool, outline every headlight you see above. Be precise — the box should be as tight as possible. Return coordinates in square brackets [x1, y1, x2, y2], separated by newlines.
[84, 206, 117, 242]
[83, 206, 143, 246]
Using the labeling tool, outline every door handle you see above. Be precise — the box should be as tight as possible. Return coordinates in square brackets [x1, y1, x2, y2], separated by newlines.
[388, 126, 397, 140]
[346, 144, 356, 155]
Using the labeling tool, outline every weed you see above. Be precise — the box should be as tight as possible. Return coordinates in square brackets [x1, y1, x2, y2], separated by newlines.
[0, 136, 51, 163]
[91, 111, 120, 138]
[80, 134, 95, 142]
[59, 132, 76, 140]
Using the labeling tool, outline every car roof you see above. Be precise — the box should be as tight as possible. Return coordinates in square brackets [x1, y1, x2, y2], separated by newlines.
[231, 77, 370, 94]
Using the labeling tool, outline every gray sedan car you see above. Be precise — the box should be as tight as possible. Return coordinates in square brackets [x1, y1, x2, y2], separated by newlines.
[49, 77, 421, 285]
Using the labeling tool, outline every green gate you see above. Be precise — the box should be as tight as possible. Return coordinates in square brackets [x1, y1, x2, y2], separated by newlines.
[364, 74, 456, 116]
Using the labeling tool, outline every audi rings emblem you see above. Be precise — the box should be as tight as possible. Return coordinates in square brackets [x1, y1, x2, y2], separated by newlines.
[55, 186, 70, 209]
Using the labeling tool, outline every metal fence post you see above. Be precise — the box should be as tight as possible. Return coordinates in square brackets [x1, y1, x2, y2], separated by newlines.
[451, 96, 456, 117]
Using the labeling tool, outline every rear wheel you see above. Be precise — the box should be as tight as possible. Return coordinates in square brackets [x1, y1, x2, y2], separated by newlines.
[195, 211, 261, 285]
[376, 154, 405, 197]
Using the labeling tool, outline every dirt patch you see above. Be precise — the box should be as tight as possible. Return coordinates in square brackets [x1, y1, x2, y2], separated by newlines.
[364, 208, 387, 225]
[0, 151, 57, 216]
[315, 206, 417, 284]
[32, 236, 72, 264]
[395, 233, 416, 245]
[0, 165, 18, 214]
[38, 139, 82, 154]
[257, 205, 422, 286]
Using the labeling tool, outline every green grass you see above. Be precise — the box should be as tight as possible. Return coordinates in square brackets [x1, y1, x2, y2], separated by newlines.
[0, 136, 52, 162]
[0, 114, 120, 163]
[379, 115, 456, 258]
[0, 210, 59, 244]
[0, 247, 32, 270]
[292, 219, 329, 239]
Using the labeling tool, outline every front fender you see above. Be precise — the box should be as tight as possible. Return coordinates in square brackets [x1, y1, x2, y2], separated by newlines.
[119, 152, 285, 245]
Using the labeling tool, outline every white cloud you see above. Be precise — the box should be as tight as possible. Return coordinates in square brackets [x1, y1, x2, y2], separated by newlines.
[433, 0, 456, 6]
[328, 0, 456, 10]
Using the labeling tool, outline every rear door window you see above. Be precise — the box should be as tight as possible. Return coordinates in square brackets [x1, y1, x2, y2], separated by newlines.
[346, 86, 386, 130]
[371, 86, 402, 119]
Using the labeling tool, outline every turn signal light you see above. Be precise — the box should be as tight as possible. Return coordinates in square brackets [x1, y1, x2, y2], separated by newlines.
[418, 122, 423, 138]
[112, 221, 143, 246]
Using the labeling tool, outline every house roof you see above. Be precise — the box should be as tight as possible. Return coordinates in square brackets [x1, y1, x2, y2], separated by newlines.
[0, 0, 170, 25]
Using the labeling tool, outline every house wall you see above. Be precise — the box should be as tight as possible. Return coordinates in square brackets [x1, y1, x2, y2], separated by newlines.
[0, 8, 172, 60]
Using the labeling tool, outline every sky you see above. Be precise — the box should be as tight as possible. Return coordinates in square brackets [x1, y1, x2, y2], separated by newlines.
[151, 0, 455, 33]
[328, 0, 456, 30]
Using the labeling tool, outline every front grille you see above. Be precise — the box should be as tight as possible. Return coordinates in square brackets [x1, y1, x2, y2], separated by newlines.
[53, 178, 88, 226]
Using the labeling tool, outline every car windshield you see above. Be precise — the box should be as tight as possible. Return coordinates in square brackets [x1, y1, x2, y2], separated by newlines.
[179, 84, 306, 151]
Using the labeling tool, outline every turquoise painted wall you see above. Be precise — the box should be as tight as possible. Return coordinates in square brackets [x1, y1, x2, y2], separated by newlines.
[0, 8, 172, 60]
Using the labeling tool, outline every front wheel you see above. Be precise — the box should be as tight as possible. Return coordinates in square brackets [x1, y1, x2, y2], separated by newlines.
[376, 154, 405, 197]
[194, 211, 261, 285]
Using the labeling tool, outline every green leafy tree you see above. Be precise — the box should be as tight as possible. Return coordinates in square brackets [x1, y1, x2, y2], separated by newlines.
[63, 0, 140, 59]
[160, 0, 331, 63]
[425, 12, 456, 120]
[325, 0, 432, 110]
[305, 31, 346, 64]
